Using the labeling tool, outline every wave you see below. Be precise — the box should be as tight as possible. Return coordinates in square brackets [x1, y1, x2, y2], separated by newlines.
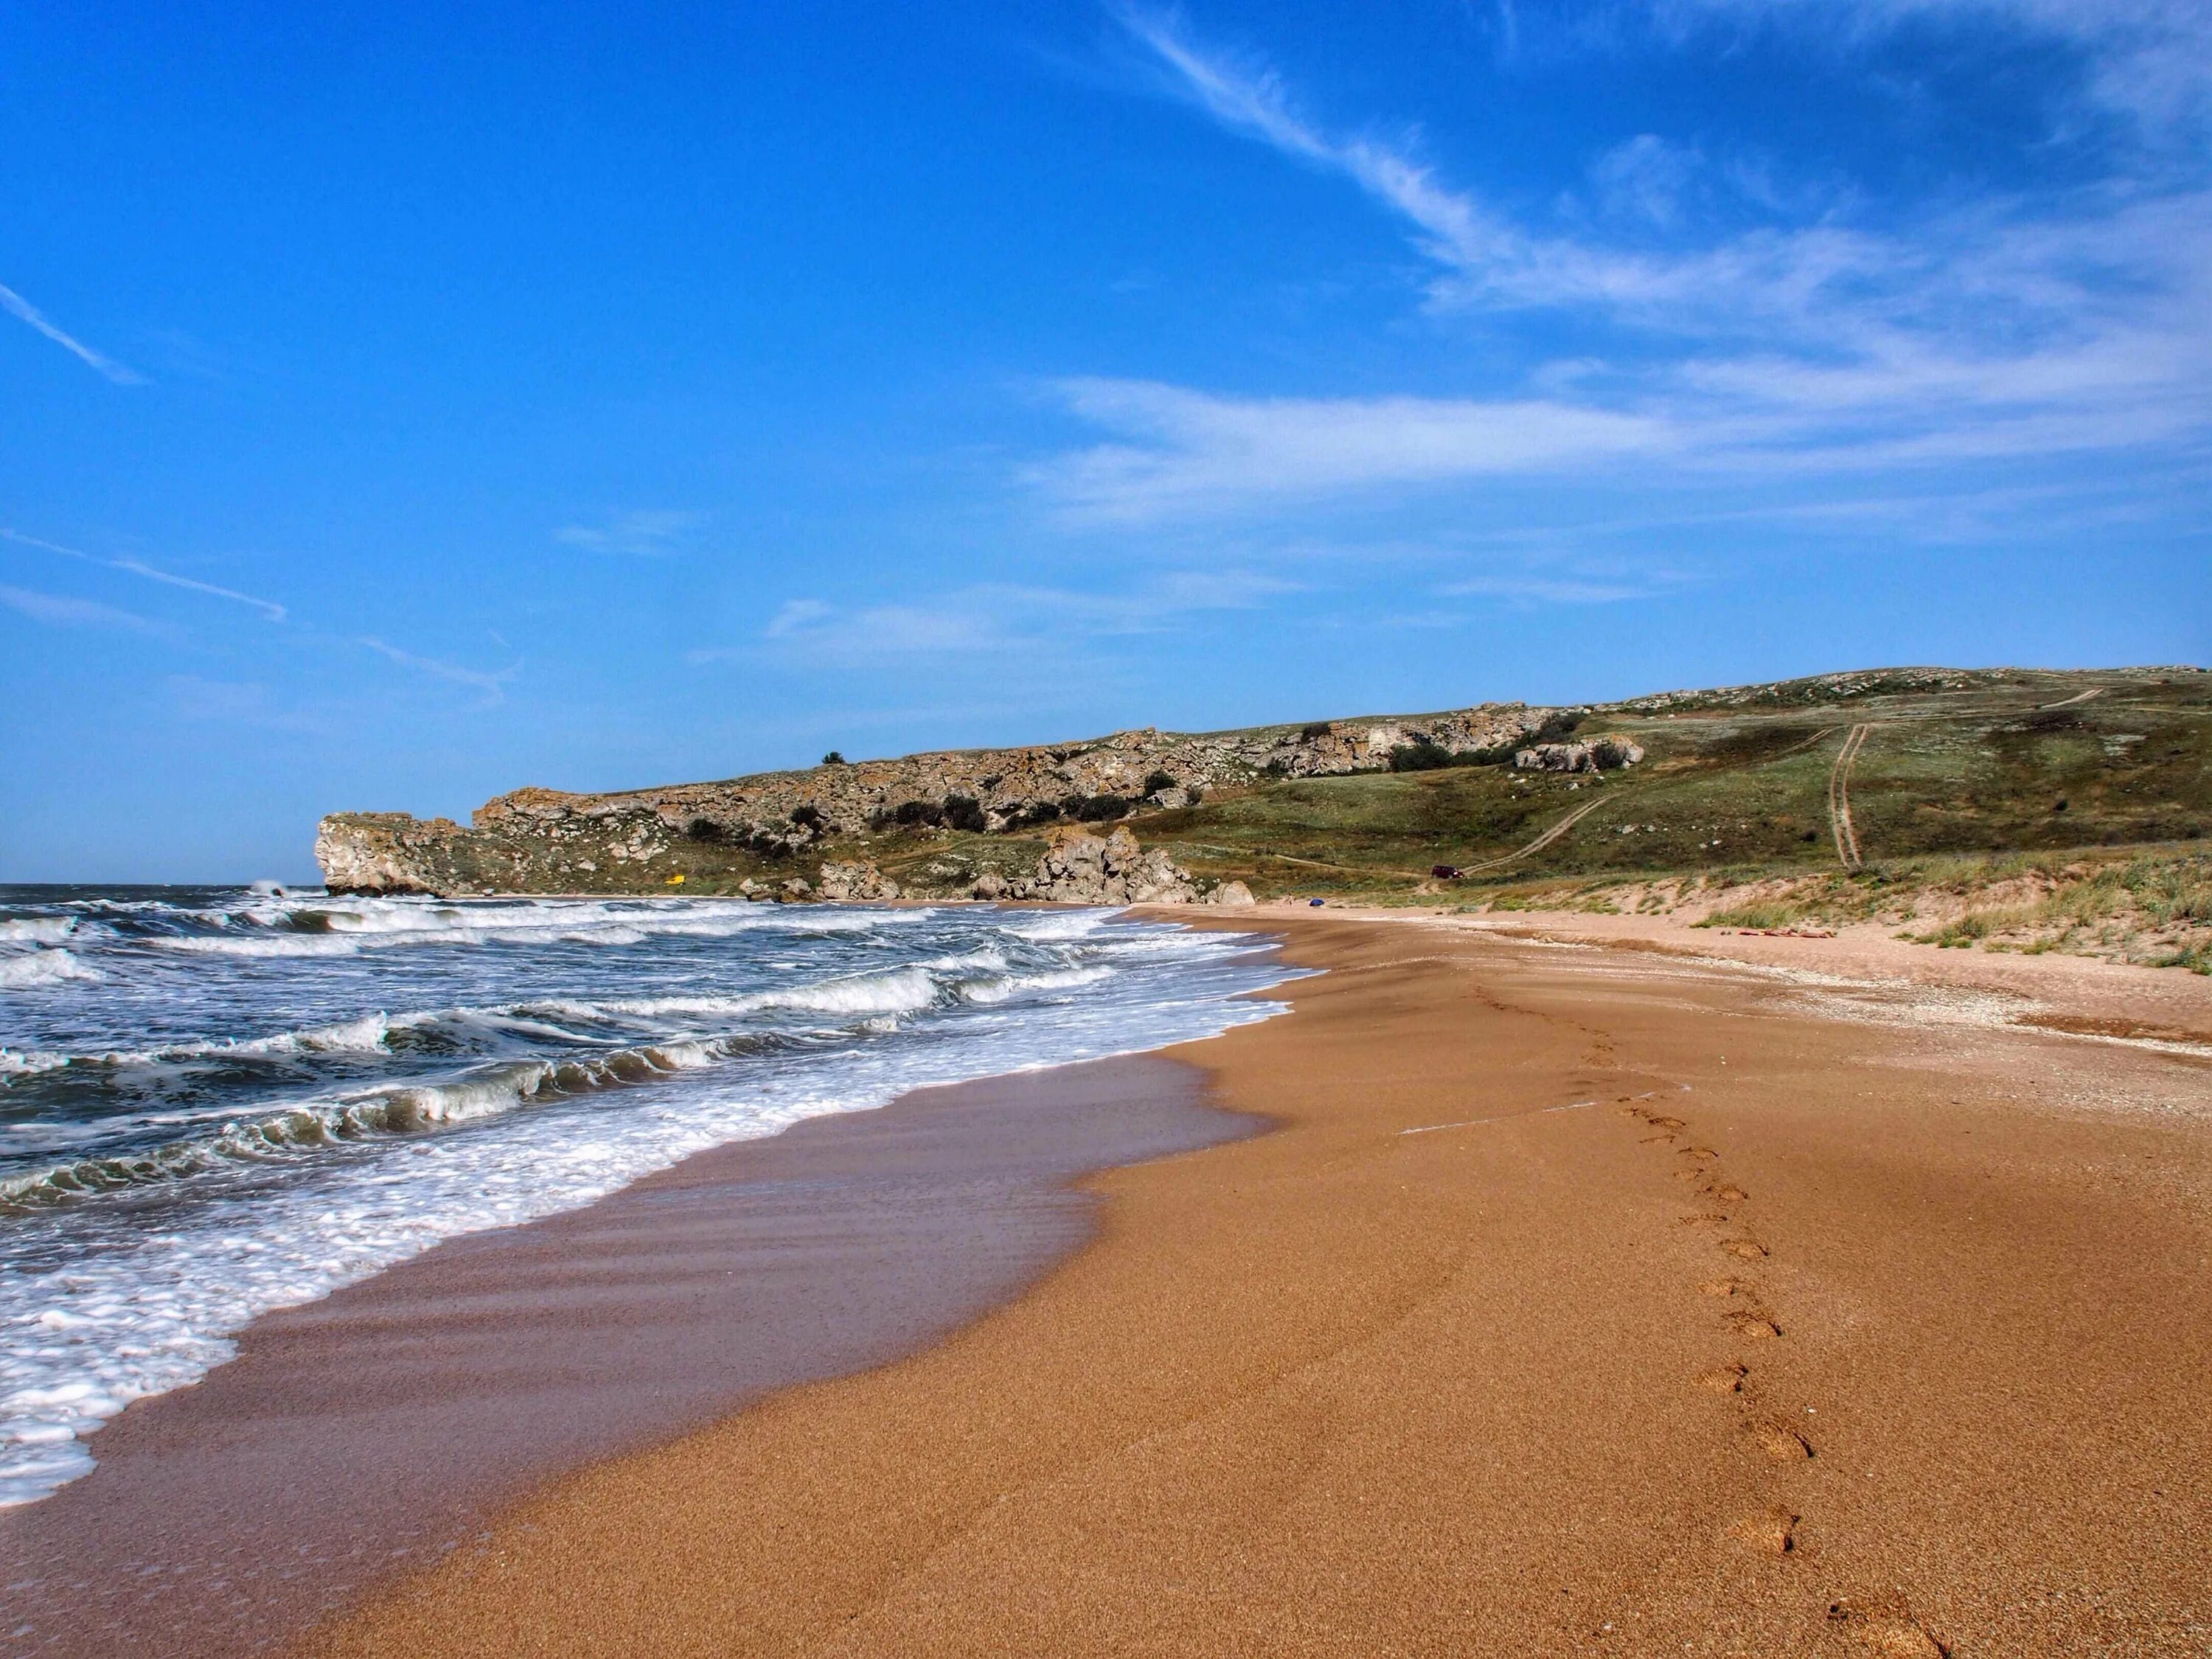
[0, 950, 103, 990]
[0, 1048, 69, 1081]
[146, 900, 799, 959]
[956, 965, 1113, 1004]
[0, 918, 80, 945]
[0, 964, 952, 1096]
[531, 964, 947, 1024]
[0, 1038, 738, 1214]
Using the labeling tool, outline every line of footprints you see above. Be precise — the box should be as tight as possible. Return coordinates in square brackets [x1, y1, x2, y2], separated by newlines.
[1623, 1096, 1951, 1659]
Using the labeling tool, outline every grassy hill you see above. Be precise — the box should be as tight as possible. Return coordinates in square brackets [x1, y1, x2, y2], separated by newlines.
[843, 665, 2212, 970]
[1121, 665, 2210, 897]
[318, 664, 2211, 967]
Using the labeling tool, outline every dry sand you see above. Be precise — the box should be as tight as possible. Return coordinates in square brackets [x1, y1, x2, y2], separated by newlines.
[296, 915, 2212, 1657]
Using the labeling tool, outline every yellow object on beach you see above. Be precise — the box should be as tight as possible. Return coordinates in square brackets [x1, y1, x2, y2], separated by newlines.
[667, 874, 686, 885]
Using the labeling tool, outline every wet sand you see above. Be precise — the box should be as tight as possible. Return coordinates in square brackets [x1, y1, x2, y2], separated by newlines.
[299, 915, 2212, 1657]
[0, 1057, 1252, 1658]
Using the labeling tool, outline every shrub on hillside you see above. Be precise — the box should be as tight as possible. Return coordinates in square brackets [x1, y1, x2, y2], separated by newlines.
[1388, 740, 1456, 772]
[1070, 793, 1133, 822]
[1143, 771, 1178, 796]
[942, 794, 988, 832]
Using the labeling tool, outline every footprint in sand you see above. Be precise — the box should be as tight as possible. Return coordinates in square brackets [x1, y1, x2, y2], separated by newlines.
[1699, 1276, 1750, 1298]
[1680, 1212, 1733, 1231]
[1726, 1311, 1783, 1340]
[1728, 1506, 1799, 1557]
[1721, 1237, 1770, 1262]
[1705, 1182, 1748, 1203]
[1750, 1420, 1814, 1459]
[1826, 1602, 1950, 1658]
[1697, 1363, 1748, 1394]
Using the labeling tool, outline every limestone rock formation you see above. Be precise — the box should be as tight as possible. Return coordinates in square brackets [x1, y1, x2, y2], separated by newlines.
[1003, 827, 1228, 905]
[313, 700, 1548, 896]
[1514, 740, 1644, 774]
[316, 813, 470, 896]
[815, 860, 901, 902]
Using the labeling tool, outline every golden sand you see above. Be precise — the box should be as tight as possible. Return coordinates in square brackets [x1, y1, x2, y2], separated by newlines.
[302, 917, 2212, 1656]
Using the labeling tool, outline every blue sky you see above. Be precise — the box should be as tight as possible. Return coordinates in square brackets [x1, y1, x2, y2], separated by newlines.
[3, 1, 2207, 880]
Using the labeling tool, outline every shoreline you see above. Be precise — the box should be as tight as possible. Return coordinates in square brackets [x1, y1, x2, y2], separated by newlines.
[302, 911, 2212, 1656]
[0, 1051, 1268, 1658]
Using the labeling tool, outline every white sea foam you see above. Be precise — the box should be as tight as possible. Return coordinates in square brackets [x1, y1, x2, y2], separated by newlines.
[0, 919, 79, 945]
[0, 950, 104, 989]
[0, 897, 1299, 1506]
[957, 965, 1113, 1004]
[0, 1048, 69, 1081]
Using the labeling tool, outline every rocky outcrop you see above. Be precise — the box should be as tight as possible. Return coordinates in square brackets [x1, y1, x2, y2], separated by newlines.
[1514, 740, 1644, 774]
[314, 700, 1551, 896]
[462, 706, 1543, 848]
[316, 814, 472, 896]
[815, 860, 900, 902]
[995, 828, 1248, 907]
[1009, 827, 1197, 905]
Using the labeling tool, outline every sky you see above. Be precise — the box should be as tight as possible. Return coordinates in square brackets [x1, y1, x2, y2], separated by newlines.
[2, 1, 2207, 880]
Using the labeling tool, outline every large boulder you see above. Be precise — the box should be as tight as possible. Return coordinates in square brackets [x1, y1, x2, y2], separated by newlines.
[815, 859, 900, 901]
[1023, 827, 1200, 905]
[1514, 740, 1644, 774]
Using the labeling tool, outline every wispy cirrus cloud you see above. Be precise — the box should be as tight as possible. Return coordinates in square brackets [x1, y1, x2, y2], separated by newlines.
[0, 283, 146, 385]
[0, 582, 169, 634]
[707, 570, 1299, 666]
[1056, 10, 2212, 523]
[553, 509, 706, 556]
[1, 529, 288, 621]
[1, 525, 517, 701]
[1036, 378, 1674, 520]
[355, 637, 518, 700]
[1657, 0, 2212, 136]
[1439, 573, 1671, 605]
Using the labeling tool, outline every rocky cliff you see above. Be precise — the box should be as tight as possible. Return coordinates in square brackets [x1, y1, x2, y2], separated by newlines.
[315, 702, 1550, 898]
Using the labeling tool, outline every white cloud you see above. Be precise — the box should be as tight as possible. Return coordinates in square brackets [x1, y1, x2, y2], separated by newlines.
[355, 637, 518, 701]
[715, 571, 1301, 664]
[1661, 0, 2212, 135]
[1, 529, 287, 621]
[554, 509, 706, 556]
[1440, 574, 1667, 604]
[764, 598, 835, 638]
[1039, 379, 1674, 520]
[1586, 135, 1704, 228]
[0, 583, 167, 633]
[0, 283, 145, 385]
[1060, 13, 2212, 519]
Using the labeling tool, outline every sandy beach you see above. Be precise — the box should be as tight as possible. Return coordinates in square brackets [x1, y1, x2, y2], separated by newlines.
[0, 1057, 1254, 1656]
[276, 913, 2212, 1657]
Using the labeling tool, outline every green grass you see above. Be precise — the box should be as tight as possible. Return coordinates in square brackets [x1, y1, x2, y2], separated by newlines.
[1111, 668, 2212, 900]
[785, 667, 2212, 972]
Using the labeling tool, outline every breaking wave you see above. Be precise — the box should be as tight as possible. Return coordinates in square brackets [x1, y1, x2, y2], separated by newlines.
[0, 885, 1298, 1506]
[0, 950, 103, 989]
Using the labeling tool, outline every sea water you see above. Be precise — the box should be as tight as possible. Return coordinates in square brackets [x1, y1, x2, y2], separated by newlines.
[0, 886, 1294, 1506]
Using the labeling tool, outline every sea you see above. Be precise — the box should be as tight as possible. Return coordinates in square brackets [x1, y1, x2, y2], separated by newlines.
[0, 885, 1295, 1508]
